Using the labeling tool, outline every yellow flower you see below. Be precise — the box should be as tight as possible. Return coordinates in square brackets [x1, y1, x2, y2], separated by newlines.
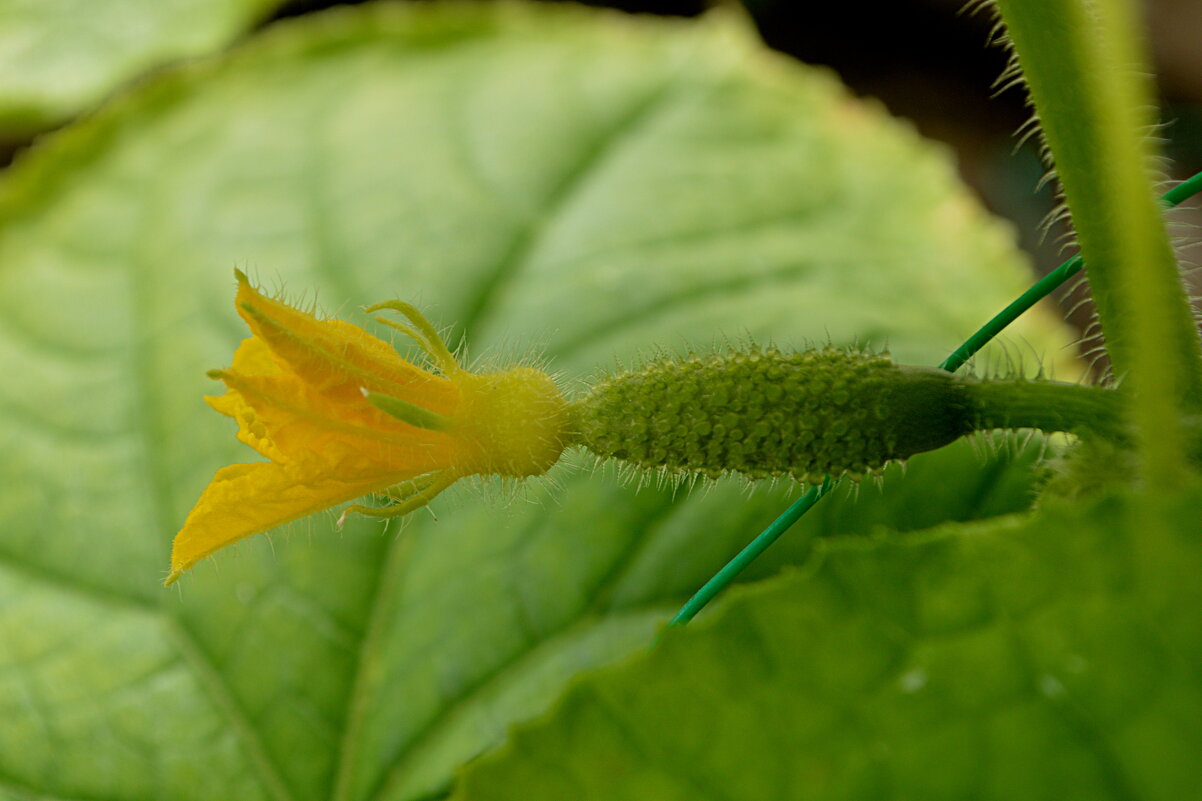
[166, 272, 574, 585]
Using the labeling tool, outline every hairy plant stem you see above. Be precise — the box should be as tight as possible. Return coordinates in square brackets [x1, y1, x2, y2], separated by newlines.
[966, 379, 1125, 442]
[992, 0, 1202, 486]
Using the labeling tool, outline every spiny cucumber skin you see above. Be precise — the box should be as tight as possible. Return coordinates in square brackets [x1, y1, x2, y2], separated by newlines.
[575, 347, 975, 484]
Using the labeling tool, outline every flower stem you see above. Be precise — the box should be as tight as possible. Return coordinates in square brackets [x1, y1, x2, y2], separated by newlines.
[967, 380, 1125, 442]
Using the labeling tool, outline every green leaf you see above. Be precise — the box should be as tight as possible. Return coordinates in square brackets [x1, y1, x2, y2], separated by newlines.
[0, 0, 284, 134]
[454, 485, 1202, 801]
[0, 4, 1077, 801]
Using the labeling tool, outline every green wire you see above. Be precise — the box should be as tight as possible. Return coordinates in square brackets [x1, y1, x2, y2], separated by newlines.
[669, 476, 835, 626]
[668, 170, 1202, 628]
[940, 170, 1202, 373]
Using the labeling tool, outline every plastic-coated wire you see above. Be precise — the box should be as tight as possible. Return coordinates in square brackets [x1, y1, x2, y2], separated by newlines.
[939, 170, 1202, 373]
[667, 171, 1202, 628]
[669, 476, 835, 626]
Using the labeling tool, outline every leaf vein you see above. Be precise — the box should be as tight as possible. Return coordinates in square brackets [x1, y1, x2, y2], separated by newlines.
[164, 618, 301, 801]
[457, 81, 676, 336]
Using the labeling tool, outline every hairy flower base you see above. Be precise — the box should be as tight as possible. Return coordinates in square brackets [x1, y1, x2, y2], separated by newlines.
[165, 273, 573, 585]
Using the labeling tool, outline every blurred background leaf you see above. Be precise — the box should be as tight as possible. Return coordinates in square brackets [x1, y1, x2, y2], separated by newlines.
[0, 0, 287, 136]
[0, 3, 1079, 801]
[454, 485, 1202, 801]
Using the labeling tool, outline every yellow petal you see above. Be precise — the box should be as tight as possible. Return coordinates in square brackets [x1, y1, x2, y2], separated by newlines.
[166, 460, 413, 585]
[205, 337, 289, 461]
[211, 368, 453, 472]
[234, 274, 457, 409]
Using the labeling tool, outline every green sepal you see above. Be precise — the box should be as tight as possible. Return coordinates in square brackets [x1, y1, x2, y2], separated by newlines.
[365, 390, 450, 431]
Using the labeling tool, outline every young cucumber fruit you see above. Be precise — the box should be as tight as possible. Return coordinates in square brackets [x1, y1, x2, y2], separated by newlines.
[573, 347, 1123, 484]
